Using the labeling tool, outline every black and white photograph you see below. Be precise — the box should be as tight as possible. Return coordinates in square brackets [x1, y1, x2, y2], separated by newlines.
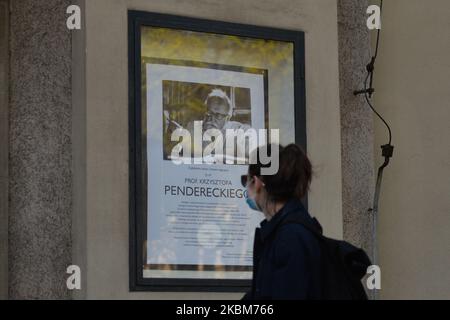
[162, 80, 257, 163]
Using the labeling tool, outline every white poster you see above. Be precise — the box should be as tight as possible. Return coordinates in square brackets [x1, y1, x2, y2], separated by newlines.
[145, 62, 267, 279]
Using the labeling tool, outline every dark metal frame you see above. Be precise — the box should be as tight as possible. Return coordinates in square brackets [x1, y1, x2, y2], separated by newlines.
[129, 10, 306, 292]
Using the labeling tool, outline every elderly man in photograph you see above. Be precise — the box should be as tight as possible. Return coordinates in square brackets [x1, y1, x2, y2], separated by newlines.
[186, 88, 253, 163]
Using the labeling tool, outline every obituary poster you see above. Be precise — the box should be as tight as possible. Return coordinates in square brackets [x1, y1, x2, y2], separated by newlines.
[144, 61, 268, 280]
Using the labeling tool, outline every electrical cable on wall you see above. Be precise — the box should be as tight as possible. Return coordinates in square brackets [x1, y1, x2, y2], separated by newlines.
[353, 0, 394, 300]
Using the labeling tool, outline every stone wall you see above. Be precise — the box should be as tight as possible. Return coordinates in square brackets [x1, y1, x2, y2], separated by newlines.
[8, 0, 72, 299]
[338, 0, 375, 256]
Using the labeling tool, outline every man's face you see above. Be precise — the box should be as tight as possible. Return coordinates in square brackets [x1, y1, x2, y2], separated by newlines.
[203, 98, 230, 130]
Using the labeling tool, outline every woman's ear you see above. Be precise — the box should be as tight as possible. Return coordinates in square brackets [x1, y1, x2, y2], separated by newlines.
[254, 176, 266, 192]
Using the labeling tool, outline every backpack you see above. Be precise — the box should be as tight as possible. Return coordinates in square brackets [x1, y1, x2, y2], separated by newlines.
[278, 216, 372, 300]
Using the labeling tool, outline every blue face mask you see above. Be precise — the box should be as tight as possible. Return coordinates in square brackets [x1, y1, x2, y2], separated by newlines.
[245, 193, 261, 212]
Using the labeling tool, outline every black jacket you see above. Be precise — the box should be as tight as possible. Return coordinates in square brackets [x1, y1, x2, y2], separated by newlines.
[243, 199, 322, 300]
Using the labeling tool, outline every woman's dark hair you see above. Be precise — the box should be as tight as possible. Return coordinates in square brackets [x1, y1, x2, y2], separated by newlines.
[248, 144, 312, 201]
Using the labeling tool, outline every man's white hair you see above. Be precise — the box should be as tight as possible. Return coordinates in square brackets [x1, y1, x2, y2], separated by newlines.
[204, 89, 233, 116]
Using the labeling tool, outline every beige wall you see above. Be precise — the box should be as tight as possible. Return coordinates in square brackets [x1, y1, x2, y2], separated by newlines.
[73, 0, 342, 299]
[373, 0, 450, 299]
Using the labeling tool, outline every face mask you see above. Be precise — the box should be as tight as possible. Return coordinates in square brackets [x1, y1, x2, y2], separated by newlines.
[245, 193, 261, 212]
